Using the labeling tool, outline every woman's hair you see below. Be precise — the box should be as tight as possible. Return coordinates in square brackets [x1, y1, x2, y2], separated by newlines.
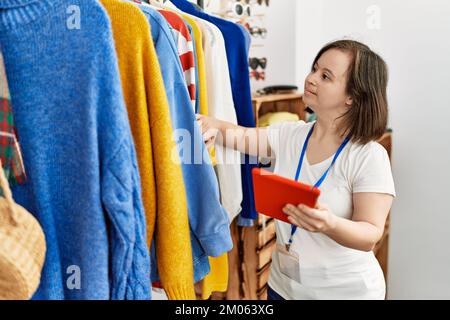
[312, 39, 389, 144]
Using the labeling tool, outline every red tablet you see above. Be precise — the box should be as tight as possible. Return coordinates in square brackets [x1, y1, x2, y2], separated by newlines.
[252, 168, 321, 223]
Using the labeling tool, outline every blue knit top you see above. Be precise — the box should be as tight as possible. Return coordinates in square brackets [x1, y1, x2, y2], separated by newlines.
[0, 0, 151, 300]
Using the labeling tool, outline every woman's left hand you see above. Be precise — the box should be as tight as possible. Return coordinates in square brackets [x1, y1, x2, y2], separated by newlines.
[282, 203, 338, 233]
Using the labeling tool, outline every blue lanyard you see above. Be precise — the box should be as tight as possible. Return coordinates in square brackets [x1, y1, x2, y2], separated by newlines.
[287, 122, 351, 249]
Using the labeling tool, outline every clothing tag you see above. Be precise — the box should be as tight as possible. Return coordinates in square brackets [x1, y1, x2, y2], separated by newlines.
[276, 244, 301, 283]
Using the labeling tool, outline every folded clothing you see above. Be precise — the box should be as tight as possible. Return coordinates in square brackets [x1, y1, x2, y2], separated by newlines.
[258, 111, 300, 127]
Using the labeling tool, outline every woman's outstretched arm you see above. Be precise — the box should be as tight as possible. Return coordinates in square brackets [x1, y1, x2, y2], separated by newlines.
[196, 114, 274, 159]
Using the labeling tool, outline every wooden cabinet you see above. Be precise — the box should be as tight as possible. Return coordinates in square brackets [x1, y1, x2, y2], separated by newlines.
[252, 92, 305, 127]
[210, 215, 277, 300]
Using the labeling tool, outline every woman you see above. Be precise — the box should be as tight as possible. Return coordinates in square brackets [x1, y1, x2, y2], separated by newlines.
[196, 40, 396, 300]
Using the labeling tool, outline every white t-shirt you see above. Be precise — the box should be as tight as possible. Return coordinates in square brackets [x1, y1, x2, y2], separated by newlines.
[266, 120, 396, 300]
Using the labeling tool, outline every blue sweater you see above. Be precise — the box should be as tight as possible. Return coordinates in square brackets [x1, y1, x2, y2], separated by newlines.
[170, 0, 258, 221]
[132, 4, 232, 282]
[0, 0, 150, 300]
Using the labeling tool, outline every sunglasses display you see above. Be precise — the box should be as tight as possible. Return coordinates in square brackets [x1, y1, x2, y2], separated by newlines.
[257, 0, 270, 6]
[249, 57, 267, 70]
[250, 70, 266, 81]
[224, 1, 270, 83]
[231, 0, 251, 17]
[249, 26, 267, 38]
[241, 22, 251, 32]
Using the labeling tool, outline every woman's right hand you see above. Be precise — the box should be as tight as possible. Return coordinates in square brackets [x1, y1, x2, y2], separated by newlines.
[196, 114, 221, 149]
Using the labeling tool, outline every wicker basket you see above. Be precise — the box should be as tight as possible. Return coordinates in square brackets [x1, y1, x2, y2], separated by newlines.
[0, 160, 46, 300]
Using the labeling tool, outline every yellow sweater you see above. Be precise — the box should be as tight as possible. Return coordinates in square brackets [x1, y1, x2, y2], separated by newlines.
[101, 0, 195, 300]
[202, 254, 229, 299]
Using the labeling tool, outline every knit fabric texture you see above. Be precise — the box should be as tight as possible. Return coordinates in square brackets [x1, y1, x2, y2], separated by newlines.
[0, 0, 150, 299]
[132, 3, 232, 286]
[102, 0, 196, 300]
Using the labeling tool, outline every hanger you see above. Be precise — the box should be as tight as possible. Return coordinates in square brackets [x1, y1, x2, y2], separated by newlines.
[146, 0, 202, 19]
[147, 0, 165, 9]
[159, 0, 207, 11]
[152, 0, 185, 12]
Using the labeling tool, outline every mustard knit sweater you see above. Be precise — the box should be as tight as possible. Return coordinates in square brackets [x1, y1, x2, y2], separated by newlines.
[101, 0, 195, 300]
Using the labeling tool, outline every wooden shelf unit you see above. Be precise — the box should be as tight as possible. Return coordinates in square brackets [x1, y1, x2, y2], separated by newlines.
[252, 92, 306, 127]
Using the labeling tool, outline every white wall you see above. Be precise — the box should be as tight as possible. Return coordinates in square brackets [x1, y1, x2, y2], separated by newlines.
[295, 0, 450, 299]
[250, 0, 297, 91]
[205, 0, 298, 92]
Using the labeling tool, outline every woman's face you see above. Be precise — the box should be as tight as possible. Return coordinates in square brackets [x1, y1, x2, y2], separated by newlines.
[303, 48, 353, 115]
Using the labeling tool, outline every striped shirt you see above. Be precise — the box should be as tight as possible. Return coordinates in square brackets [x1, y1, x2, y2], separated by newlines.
[158, 10, 196, 108]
